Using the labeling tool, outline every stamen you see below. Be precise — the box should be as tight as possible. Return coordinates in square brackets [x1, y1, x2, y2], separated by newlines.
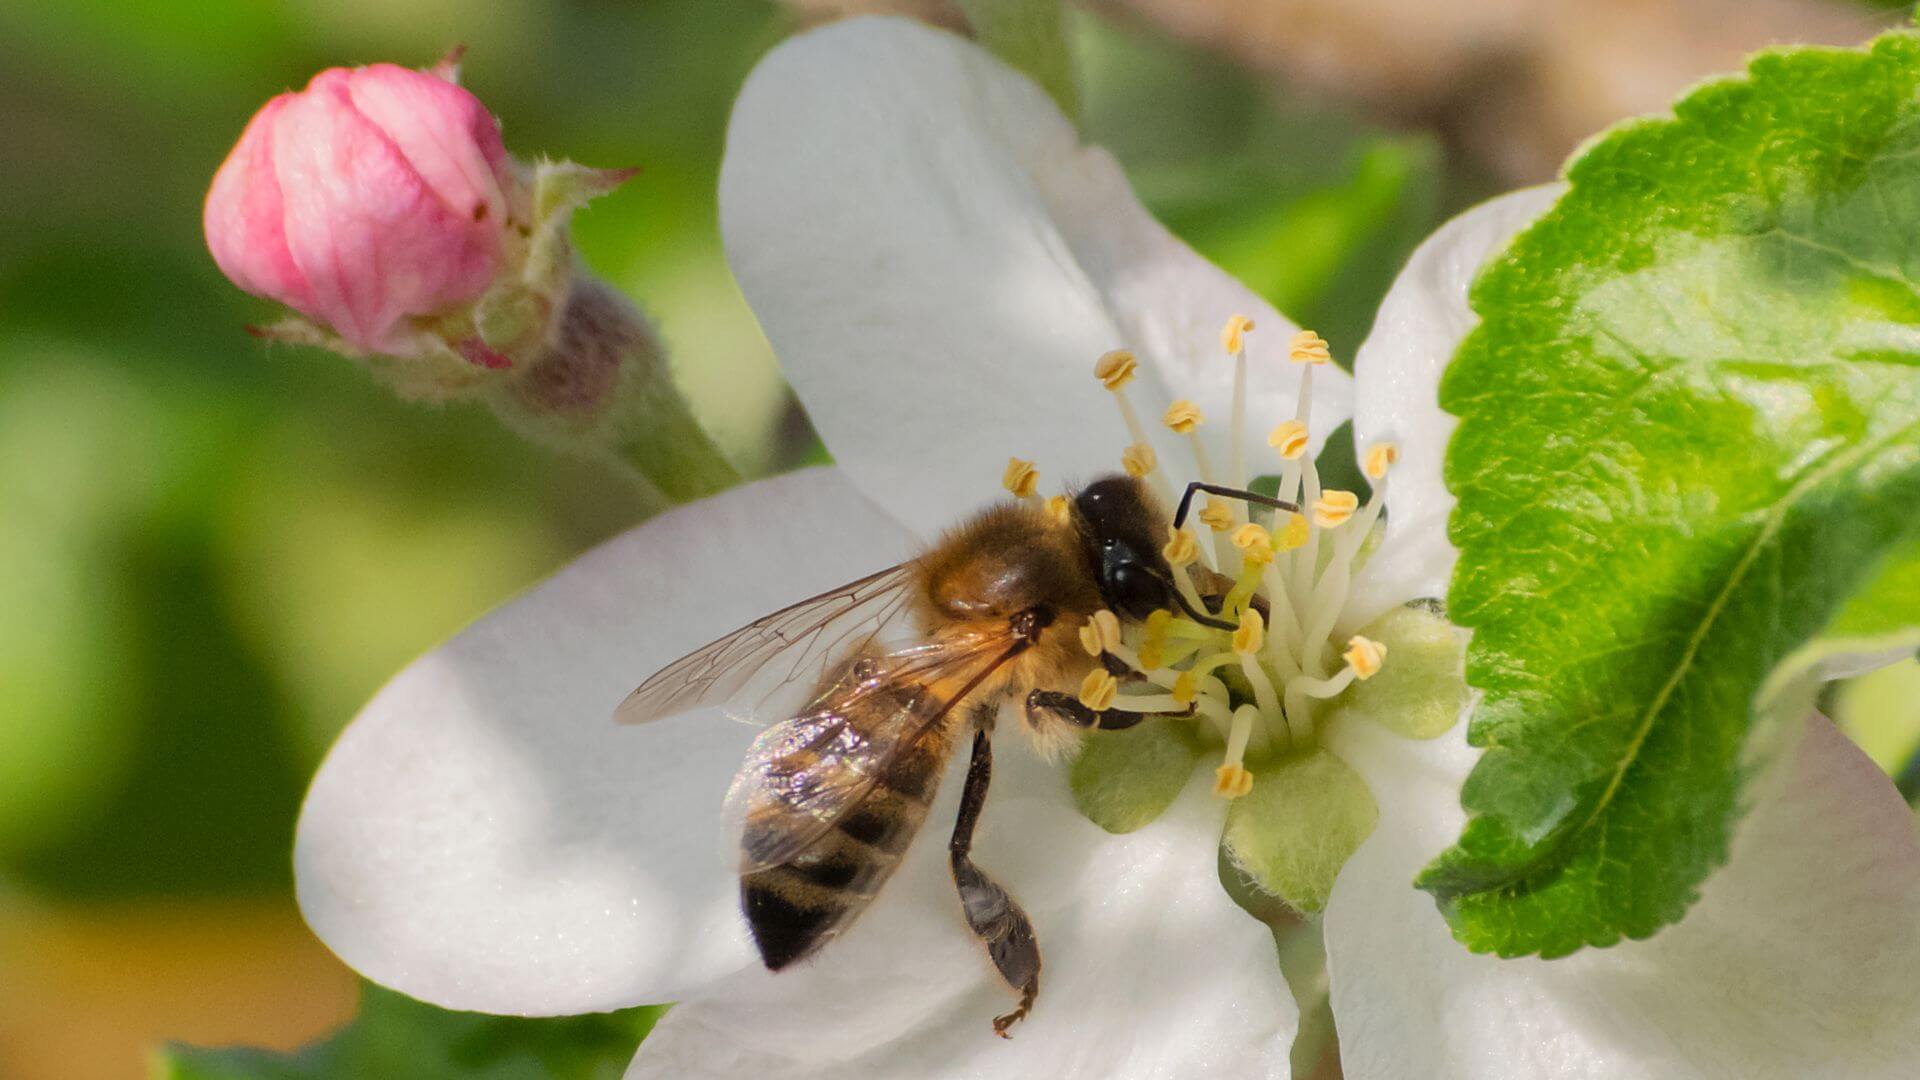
[1003, 457, 1039, 500]
[1162, 399, 1204, 435]
[1274, 512, 1310, 552]
[1363, 441, 1399, 481]
[1045, 494, 1072, 525]
[1231, 523, 1274, 566]
[1223, 314, 1253, 494]
[1171, 670, 1197, 704]
[1137, 609, 1172, 670]
[1344, 635, 1387, 680]
[1162, 529, 1199, 568]
[1220, 314, 1255, 355]
[1095, 349, 1137, 390]
[1197, 498, 1235, 533]
[1289, 329, 1332, 366]
[1232, 609, 1264, 656]
[1213, 761, 1254, 800]
[1268, 420, 1309, 461]
[1122, 442, 1157, 479]
[1079, 669, 1119, 712]
[1313, 489, 1359, 529]
[1079, 610, 1122, 657]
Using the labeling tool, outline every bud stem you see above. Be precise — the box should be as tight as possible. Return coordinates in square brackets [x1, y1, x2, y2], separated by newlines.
[487, 276, 740, 503]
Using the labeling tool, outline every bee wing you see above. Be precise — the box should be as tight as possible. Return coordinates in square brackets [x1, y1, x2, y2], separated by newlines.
[721, 632, 1014, 873]
[615, 562, 918, 726]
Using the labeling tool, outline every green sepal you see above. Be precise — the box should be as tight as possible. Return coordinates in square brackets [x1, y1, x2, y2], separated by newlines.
[1222, 747, 1379, 913]
[1069, 719, 1203, 833]
[1330, 605, 1466, 740]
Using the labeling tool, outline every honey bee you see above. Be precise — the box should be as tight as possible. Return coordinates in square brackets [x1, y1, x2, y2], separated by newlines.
[618, 474, 1292, 1036]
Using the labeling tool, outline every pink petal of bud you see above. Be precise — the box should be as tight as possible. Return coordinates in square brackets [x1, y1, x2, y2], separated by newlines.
[204, 60, 520, 353]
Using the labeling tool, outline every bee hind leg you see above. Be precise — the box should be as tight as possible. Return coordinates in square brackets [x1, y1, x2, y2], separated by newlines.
[949, 727, 1042, 1037]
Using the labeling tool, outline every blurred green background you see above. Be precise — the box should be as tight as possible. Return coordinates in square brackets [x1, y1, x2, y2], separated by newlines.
[1, 1, 1913, 1077]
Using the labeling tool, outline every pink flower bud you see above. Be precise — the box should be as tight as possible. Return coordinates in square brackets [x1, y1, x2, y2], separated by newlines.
[204, 61, 522, 353]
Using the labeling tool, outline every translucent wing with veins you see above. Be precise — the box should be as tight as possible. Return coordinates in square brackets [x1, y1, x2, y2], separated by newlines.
[616, 562, 918, 726]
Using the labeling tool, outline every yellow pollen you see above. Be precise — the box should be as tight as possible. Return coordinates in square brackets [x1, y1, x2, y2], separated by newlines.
[1213, 762, 1255, 799]
[1268, 420, 1309, 460]
[1163, 399, 1204, 434]
[1094, 349, 1138, 391]
[1289, 329, 1332, 366]
[1232, 609, 1265, 655]
[1121, 442, 1158, 478]
[1231, 522, 1274, 565]
[1079, 668, 1119, 711]
[1045, 494, 1072, 524]
[1220, 314, 1255, 354]
[1363, 441, 1400, 481]
[1172, 670, 1197, 704]
[1345, 635, 1388, 680]
[1197, 498, 1234, 533]
[1313, 489, 1360, 528]
[1079, 610, 1122, 657]
[1162, 528, 1199, 568]
[1274, 512, 1310, 551]
[1002, 457, 1039, 498]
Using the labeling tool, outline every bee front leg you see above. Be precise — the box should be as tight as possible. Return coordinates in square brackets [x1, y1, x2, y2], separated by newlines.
[949, 727, 1041, 1037]
[1025, 688, 1146, 731]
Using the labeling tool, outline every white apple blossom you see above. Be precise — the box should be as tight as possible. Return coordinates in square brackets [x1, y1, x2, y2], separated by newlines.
[294, 16, 1920, 1079]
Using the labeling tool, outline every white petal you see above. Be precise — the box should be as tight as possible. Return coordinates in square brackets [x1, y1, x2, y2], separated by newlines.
[1322, 712, 1920, 1080]
[629, 757, 1296, 1078]
[1344, 186, 1562, 626]
[294, 467, 919, 1015]
[720, 16, 1349, 537]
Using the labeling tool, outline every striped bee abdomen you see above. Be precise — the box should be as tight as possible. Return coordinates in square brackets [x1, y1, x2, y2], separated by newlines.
[739, 675, 957, 971]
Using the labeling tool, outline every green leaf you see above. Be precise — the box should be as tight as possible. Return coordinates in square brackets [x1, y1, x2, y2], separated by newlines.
[1070, 719, 1203, 833]
[154, 984, 663, 1080]
[958, 0, 1077, 118]
[1418, 33, 1920, 957]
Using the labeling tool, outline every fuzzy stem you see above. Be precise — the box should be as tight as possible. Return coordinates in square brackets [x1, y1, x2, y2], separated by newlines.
[488, 275, 740, 503]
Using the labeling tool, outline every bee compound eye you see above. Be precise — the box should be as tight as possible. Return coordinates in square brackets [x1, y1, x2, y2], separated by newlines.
[1108, 563, 1169, 620]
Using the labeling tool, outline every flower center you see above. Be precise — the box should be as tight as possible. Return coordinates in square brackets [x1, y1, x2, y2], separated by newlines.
[1067, 318, 1398, 800]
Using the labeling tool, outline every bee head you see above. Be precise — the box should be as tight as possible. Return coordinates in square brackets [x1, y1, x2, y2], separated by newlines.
[1073, 475, 1174, 621]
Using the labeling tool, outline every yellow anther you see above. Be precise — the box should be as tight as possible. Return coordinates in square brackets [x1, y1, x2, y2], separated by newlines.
[1197, 498, 1234, 533]
[1139, 609, 1172, 670]
[1079, 610, 1122, 657]
[1162, 528, 1199, 568]
[1313, 489, 1360, 528]
[1220, 314, 1255, 354]
[1079, 668, 1119, 711]
[1045, 494, 1072, 524]
[1003, 457, 1039, 498]
[1213, 761, 1255, 799]
[1289, 329, 1332, 365]
[1094, 349, 1138, 391]
[1274, 512, 1310, 551]
[1232, 609, 1265, 656]
[1344, 635, 1388, 680]
[1121, 442, 1158, 478]
[1163, 399, 1205, 434]
[1231, 522, 1274, 565]
[1268, 420, 1309, 460]
[1363, 441, 1400, 481]
[1171, 670, 1197, 705]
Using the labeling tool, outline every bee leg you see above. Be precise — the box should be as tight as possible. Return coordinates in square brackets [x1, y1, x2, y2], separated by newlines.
[949, 727, 1041, 1037]
[1025, 689, 1147, 731]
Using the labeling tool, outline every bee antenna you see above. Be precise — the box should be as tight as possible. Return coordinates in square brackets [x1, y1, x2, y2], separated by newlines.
[1163, 578, 1237, 631]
